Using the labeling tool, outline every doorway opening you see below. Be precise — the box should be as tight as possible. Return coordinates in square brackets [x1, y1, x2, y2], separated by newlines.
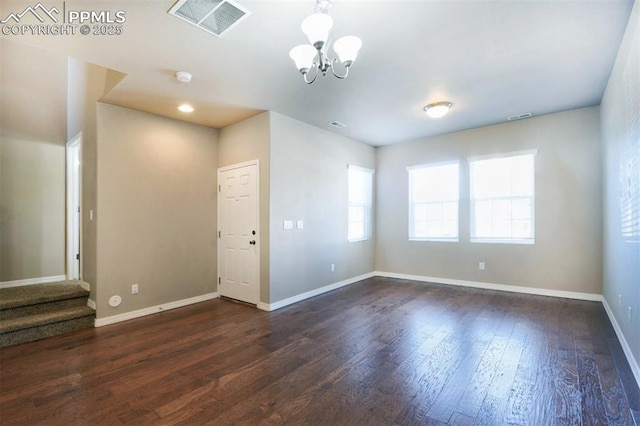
[66, 133, 81, 280]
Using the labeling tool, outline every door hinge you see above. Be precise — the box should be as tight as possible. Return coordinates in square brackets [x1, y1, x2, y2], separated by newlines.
[76, 253, 80, 260]
[77, 206, 80, 213]
[218, 277, 221, 284]
[218, 230, 221, 238]
[218, 184, 221, 192]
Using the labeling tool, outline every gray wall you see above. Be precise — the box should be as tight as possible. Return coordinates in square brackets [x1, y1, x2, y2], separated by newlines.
[601, 1, 640, 367]
[0, 40, 67, 282]
[95, 103, 219, 318]
[67, 58, 125, 300]
[269, 112, 376, 303]
[376, 107, 603, 295]
[218, 112, 271, 303]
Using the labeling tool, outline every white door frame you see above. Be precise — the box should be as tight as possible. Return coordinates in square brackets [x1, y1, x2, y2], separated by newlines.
[217, 160, 260, 304]
[66, 133, 82, 280]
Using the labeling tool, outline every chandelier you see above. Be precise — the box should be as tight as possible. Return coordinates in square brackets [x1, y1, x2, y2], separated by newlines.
[289, 0, 362, 84]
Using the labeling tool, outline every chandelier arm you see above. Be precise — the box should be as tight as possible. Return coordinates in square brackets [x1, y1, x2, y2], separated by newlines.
[329, 58, 350, 79]
[303, 66, 320, 84]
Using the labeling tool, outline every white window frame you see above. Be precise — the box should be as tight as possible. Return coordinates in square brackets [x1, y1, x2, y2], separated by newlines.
[469, 150, 537, 244]
[407, 161, 460, 242]
[348, 165, 374, 242]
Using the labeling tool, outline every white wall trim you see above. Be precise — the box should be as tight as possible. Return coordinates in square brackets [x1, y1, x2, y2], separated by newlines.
[0, 275, 67, 289]
[257, 272, 376, 312]
[374, 271, 603, 302]
[79, 281, 90, 291]
[95, 292, 218, 327]
[87, 298, 96, 310]
[217, 159, 259, 173]
[602, 297, 640, 388]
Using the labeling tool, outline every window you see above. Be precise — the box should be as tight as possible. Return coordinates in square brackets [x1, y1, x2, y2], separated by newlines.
[469, 151, 536, 243]
[348, 165, 374, 242]
[408, 162, 459, 241]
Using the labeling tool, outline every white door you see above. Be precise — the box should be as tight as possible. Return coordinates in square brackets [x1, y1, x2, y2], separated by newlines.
[218, 161, 259, 304]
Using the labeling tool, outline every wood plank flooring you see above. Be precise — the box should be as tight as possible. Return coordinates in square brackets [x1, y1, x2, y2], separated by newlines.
[1, 277, 638, 425]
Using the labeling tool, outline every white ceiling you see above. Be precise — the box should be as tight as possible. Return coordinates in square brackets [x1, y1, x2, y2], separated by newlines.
[0, 0, 634, 146]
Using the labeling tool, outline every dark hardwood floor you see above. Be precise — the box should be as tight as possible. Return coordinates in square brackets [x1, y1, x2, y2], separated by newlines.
[1, 277, 638, 425]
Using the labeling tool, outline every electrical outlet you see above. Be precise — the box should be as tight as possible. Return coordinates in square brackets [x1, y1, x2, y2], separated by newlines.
[331, 264, 335, 272]
[132, 284, 139, 295]
[479, 262, 485, 271]
[629, 307, 632, 322]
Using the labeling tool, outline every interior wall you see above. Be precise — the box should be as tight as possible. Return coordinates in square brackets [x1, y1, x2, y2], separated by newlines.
[67, 58, 125, 301]
[269, 112, 376, 303]
[95, 103, 219, 318]
[218, 112, 271, 303]
[376, 106, 603, 295]
[0, 39, 67, 282]
[601, 0, 640, 370]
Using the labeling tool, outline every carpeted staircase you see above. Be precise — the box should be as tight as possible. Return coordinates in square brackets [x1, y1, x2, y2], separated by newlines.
[0, 281, 95, 348]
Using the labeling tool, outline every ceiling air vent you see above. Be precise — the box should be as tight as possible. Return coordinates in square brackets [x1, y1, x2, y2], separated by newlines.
[168, 0, 250, 38]
[507, 112, 533, 121]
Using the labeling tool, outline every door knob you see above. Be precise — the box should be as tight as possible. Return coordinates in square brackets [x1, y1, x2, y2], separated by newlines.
[249, 240, 256, 245]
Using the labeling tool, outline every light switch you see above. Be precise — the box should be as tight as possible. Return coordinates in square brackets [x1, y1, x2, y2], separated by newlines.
[283, 220, 293, 230]
[296, 220, 304, 229]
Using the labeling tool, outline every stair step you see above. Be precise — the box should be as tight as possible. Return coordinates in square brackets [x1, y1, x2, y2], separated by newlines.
[0, 281, 94, 348]
[0, 305, 95, 334]
[1, 297, 89, 320]
[0, 316, 95, 348]
[0, 281, 89, 310]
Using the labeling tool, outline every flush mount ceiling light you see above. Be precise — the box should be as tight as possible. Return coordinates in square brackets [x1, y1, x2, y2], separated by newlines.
[423, 102, 453, 119]
[289, 0, 362, 84]
[175, 71, 192, 83]
[178, 104, 194, 113]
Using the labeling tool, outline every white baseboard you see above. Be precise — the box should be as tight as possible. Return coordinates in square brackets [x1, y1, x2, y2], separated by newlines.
[95, 292, 219, 327]
[0, 275, 67, 289]
[257, 272, 376, 312]
[79, 281, 90, 291]
[374, 271, 603, 302]
[87, 298, 96, 310]
[602, 297, 640, 388]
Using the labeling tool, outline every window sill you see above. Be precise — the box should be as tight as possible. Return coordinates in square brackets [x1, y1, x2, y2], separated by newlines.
[470, 238, 534, 245]
[409, 237, 459, 243]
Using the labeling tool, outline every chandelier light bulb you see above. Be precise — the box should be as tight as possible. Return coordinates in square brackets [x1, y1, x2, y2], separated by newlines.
[333, 36, 362, 66]
[290, 44, 318, 73]
[301, 13, 333, 49]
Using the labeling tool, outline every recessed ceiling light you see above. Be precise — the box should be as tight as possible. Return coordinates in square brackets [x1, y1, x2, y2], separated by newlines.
[423, 101, 453, 119]
[178, 104, 194, 113]
[175, 71, 192, 83]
